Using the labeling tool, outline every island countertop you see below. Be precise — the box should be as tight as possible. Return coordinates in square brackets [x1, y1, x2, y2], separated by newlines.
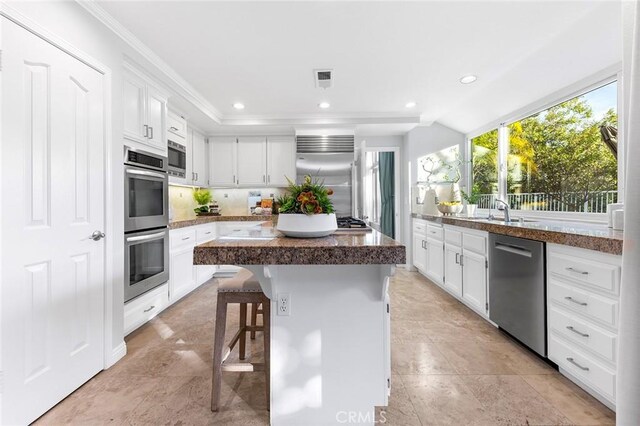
[193, 222, 406, 265]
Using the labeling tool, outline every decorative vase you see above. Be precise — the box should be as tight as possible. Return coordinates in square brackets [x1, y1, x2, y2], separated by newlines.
[466, 204, 477, 218]
[276, 213, 338, 238]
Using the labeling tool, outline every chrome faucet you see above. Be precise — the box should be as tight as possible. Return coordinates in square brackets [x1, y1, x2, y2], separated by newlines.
[495, 199, 511, 222]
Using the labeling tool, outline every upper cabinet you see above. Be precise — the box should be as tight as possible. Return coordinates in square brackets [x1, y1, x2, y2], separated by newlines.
[123, 64, 168, 155]
[236, 137, 267, 186]
[208, 136, 295, 188]
[209, 137, 237, 186]
[191, 129, 208, 187]
[167, 111, 187, 140]
[266, 136, 296, 186]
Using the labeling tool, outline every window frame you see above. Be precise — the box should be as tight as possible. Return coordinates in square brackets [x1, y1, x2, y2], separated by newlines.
[465, 69, 623, 223]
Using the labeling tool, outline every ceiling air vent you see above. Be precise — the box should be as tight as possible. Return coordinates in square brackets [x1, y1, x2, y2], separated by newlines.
[314, 69, 333, 89]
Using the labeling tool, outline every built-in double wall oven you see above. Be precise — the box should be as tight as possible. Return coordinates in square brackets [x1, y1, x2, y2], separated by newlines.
[124, 147, 170, 302]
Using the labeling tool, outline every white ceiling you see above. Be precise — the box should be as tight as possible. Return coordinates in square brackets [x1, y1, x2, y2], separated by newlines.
[96, 0, 622, 135]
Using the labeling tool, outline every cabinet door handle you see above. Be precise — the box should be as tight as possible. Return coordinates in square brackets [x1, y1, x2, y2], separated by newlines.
[459, 254, 464, 267]
[195, 172, 198, 181]
[263, 175, 266, 183]
[566, 357, 589, 371]
[455, 253, 459, 264]
[149, 126, 154, 140]
[268, 175, 271, 184]
[564, 296, 587, 306]
[566, 267, 589, 275]
[144, 124, 149, 138]
[170, 126, 179, 131]
[566, 326, 589, 338]
[205, 231, 211, 235]
[143, 305, 155, 313]
[182, 236, 191, 241]
[233, 175, 236, 184]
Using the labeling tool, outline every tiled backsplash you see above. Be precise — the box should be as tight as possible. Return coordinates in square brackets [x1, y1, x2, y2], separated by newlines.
[169, 185, 286, 219]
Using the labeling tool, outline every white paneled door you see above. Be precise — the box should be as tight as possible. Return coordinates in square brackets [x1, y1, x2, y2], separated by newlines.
[1, 20, 106, 425]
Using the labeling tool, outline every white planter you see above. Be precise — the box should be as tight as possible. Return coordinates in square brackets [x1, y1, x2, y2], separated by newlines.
[277, 213, 338, 238]
[466, 204, 477, 218]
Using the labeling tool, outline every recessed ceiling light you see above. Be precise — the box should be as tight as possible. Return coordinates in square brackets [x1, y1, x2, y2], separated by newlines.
[459, 75, 477, 84]
[405, 101, 417, 108]
[233, 102, 245, 110]
[318, 102, 330, 109]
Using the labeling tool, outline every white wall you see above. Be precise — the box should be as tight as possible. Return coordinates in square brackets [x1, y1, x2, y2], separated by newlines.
[402, 123, 466, 268]
[2, 0, 182, 367]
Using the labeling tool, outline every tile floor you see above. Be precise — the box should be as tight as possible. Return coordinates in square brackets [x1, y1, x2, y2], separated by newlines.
[36, 269, 615, 425]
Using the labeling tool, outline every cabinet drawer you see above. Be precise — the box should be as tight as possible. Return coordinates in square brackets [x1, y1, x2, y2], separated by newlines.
[167, 111, 187, 139]
[426, 224, 443, 241]
[549, 252, 620, 295]
[549, 334, 616, 401]
[196, 224, 216, 244]
[413, 219, 427, 234]
[124, 283, 169, 335]
[549, 306, 617, 364]
[548, 279, 618, 329]
[444, 227, 462, 246]
[463, 232, 487, 256]
[170, 228, 196, 250]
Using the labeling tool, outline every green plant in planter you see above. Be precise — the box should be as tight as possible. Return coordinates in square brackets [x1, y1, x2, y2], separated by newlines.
[193, 188, 212, 214]
[460, 189, 480, 205]
[278, 175, 335, 215]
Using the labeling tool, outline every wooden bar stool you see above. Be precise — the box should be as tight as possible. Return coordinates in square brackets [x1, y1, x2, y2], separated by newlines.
[211, 268, 270, 412]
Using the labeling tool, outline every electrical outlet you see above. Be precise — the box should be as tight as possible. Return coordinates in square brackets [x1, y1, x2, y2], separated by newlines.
[277, 293, 291, 316]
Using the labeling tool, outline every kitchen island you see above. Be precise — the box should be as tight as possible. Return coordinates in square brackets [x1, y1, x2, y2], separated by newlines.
[194, 222, 405, 425]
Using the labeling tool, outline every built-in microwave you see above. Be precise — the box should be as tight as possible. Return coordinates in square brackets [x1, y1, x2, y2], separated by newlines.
[167, 139, 186, 178]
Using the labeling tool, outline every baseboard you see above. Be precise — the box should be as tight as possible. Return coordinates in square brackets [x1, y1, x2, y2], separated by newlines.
[105, 341, 127, 369]
[558, 367, 616, 412]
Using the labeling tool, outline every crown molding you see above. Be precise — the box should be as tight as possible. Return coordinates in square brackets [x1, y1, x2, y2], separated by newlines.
[75, 0, 222, 124]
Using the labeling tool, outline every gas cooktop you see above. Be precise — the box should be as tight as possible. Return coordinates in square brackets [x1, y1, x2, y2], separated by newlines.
[336, 217, 369, 230]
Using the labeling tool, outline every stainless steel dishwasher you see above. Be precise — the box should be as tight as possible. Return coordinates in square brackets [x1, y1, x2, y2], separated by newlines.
[489, 233, 546, 357]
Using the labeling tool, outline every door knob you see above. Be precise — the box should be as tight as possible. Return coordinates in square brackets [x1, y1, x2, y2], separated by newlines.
[91, 230, 106, 241]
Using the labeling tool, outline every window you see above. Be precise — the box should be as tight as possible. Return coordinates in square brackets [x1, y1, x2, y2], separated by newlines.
[470, 80, 619, 214]
[506, 82, 618, 213]
[471, 129, 499, 209]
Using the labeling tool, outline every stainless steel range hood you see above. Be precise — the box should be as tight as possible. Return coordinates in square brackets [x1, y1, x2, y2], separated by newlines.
[296, 135, 355, 217]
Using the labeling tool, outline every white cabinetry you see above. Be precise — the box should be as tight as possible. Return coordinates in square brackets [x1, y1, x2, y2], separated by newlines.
[209, 135, 295, 188]
[209, 137, 238, 186]
[167, 110, 187, 140]
[412, 219, 428, 273]
[425, 224, 444, 285]
[169, 228, 197, 303]
[237, 137, 267, 186]
[461, 249, 487, 313]
[267, 136, 296, 186]
[547, 244, 621, 408]
[123, 64, 167, 154]
[192, 129, 208, 187]
[124, 283, 169, 335]
[444, 243, 463, 297]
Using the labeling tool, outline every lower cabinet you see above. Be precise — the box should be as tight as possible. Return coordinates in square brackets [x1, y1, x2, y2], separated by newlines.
[170, 243, 197, 302]
[444, 243, 462, 297]
[124, 283, 169, 335]
[413, 230, 427, 272]
[461, 249, 487, 313]
[425, 238, 444, 284]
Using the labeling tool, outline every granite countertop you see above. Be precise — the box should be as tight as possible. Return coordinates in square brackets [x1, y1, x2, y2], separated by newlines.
[169, 215, 277, 230]
[193, 222, 406, 265]
[412, 213, 624, 255]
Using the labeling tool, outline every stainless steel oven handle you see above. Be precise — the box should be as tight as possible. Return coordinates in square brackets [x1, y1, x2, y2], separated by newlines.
[126, 168, 167, 180]
[126, 231, 167, 243]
